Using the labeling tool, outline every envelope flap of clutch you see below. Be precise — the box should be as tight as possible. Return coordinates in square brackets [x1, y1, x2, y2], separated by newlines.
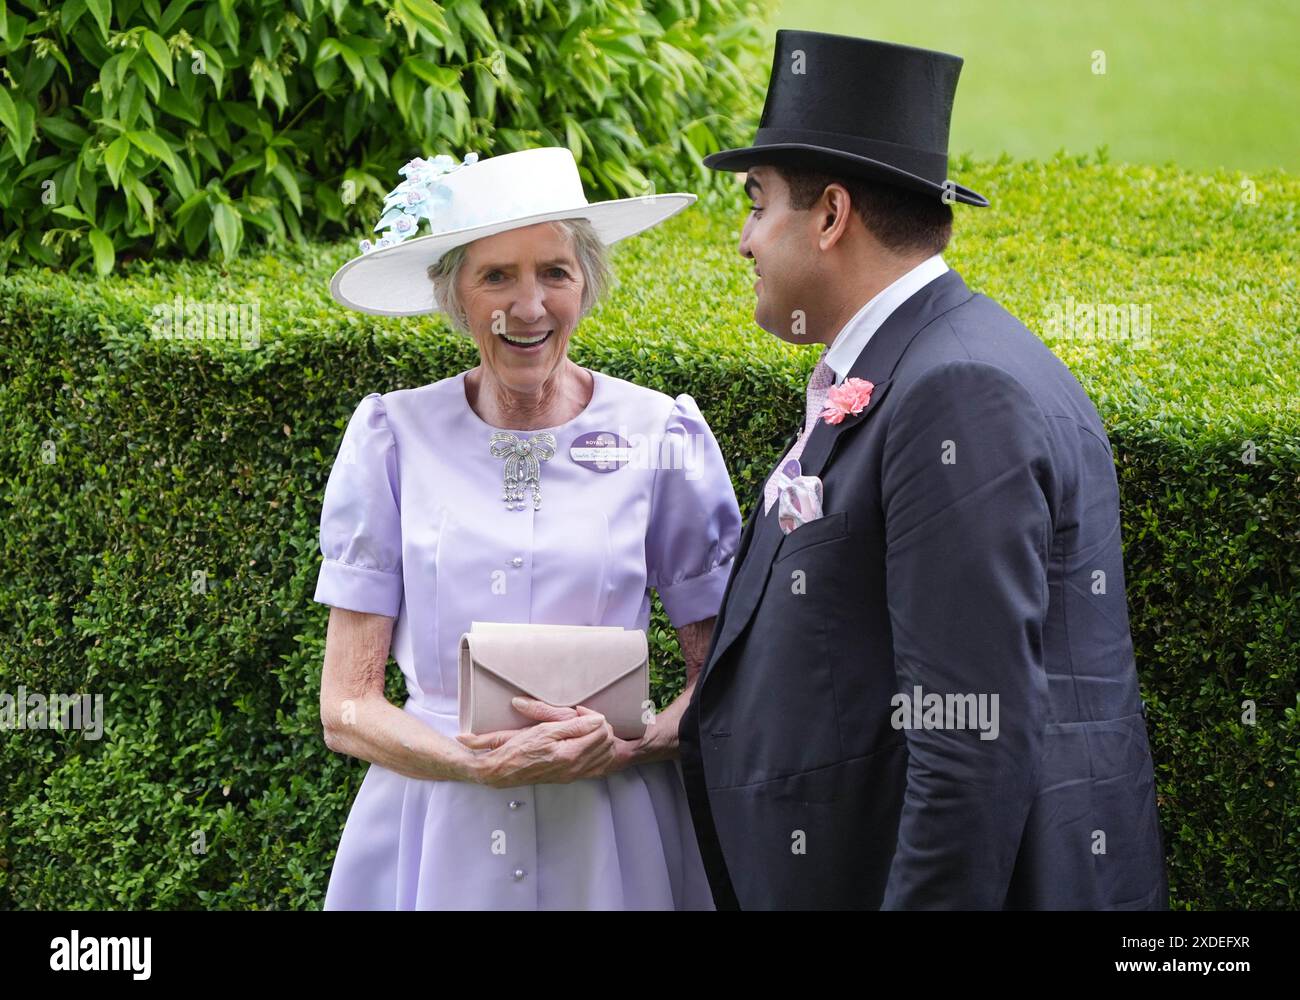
[460, 629, 648, 707]
[470, 621, 624, 634]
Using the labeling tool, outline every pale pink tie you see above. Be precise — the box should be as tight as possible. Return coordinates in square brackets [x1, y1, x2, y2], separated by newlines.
[764, 350, 835, 515]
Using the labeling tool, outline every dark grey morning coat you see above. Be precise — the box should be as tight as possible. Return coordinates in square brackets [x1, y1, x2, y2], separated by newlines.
[679, 268, 1169, 910]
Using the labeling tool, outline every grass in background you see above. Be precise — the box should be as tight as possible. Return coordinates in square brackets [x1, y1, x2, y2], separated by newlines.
[768, 0, 1298, 172]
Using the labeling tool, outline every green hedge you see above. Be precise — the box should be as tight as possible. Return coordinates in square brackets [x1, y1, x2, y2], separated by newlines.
[0, 0, 768, 274]
[1, 154, 1296, 909]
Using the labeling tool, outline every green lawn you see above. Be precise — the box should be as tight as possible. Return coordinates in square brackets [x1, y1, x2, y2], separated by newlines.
[767, 0, 1298, 172]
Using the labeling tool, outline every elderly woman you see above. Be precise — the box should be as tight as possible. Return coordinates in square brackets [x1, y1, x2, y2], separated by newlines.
[314, 147, 741, 909]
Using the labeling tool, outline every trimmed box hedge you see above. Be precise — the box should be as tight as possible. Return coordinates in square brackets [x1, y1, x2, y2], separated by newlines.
[1, 153, 1296, 909]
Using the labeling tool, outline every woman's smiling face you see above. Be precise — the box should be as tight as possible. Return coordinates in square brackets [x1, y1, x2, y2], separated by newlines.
[457, 222, 586, 391]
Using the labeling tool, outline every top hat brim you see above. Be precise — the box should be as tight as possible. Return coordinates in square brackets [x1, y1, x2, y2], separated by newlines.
[328, 193, 695, 318]
[703, 143, 988, 207]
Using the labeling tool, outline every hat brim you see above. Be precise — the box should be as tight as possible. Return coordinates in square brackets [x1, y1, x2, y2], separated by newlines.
[702, 144, 989, 207]
[329, 193, 696, 317]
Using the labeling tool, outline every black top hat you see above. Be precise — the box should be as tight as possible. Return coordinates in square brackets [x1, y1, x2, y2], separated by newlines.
[704, 30, 988, 207]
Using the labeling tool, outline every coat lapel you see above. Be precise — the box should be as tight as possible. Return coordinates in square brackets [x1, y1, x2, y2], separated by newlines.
[700, 269, 973, 689]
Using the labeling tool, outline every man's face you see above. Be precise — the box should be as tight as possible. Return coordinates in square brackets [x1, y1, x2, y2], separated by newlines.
[738, 165, 821, 344]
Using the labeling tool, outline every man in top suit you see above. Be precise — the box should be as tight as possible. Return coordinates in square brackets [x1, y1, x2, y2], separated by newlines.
[677, 30, 1169, 909]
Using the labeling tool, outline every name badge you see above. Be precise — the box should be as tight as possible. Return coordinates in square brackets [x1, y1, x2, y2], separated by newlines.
[569, 431, 630, 472]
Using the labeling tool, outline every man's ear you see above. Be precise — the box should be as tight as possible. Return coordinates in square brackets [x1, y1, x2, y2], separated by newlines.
[817, 183, 854, 250]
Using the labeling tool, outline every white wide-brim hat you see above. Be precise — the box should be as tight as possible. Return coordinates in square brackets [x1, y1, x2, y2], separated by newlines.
[329, 146, 696, 317]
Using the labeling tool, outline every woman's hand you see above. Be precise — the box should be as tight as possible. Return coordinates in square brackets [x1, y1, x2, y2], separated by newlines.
[503, 698, 646, 774]
[458, 698, 625, 787]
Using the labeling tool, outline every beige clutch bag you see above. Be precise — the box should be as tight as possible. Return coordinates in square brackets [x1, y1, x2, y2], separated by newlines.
[458, 623, 649, 740]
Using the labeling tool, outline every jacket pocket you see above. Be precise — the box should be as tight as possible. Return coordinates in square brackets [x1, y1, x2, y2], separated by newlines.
[773, 509, 849, 565]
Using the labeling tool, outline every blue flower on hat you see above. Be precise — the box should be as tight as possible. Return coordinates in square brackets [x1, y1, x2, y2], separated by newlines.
[358, 151, 480, 255]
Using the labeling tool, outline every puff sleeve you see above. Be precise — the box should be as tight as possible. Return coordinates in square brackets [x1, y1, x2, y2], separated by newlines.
[644, 393, 742, 628]
[313, 393, 404, 617]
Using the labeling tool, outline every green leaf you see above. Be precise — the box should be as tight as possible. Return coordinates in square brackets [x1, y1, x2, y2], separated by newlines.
[193, 135, 222, 173]
[563, 116, 586, 161]
[266, 69, 288, 111]
[44, 40, 74, 81]
[104, 134, 131, 187]
[16, 154, 65, 184]
[61, 0, 88, 32]
[156, 87, 202, 127]
[169, 161, 196, 200]
[88, 227, 114, 275]
[119, 75, 146, 129]
[131, 50, 161, 103]
[52, 204, 90, 222]
[340, 46, 365, 86]
[444, 86, 469, 140]
[173, 188, 208, 224]
[471, 63, 495, 117]
[143, 30, 176, 85]
[391, 64, 414, 122]
[160, 0, 199, 34]
[217, 100, 259, 134]
[405, 57, 458, 89]
[217, 0, 238, 51]
[366, 60, 390, 100]
[98, 53, 123, 103]
[271, 162, 301, 215]
[316, 37, 344, 62]
[85, 0, 111, 41]
[451, 0, 495, 48]
[124, 174, 155, 223]
[211, 200, 242, 260]
[126, 130, 180, 173]
[192, 40, 226, 93]
[398, 0, 450, 44]
[0, 87, 17, 134]
[317, 38, 365, 86]
[0, 6, 27, 50]
[222, 149, 262, 180]
[0, 90, 35, 164]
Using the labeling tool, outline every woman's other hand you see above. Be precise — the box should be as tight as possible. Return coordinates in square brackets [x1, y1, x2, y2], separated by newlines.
[458, 698, 636, 786]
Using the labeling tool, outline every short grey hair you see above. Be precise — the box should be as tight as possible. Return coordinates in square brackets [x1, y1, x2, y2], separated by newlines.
[426, 218, 612, 333]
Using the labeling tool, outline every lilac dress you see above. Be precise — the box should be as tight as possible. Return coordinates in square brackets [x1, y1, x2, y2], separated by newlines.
[313, 368, 741, 909]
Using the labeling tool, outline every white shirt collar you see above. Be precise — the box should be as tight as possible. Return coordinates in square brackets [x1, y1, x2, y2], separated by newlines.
[822, 254, 949, 384]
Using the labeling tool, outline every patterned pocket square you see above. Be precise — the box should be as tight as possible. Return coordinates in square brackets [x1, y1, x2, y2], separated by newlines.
[775, 459, 824, 535]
